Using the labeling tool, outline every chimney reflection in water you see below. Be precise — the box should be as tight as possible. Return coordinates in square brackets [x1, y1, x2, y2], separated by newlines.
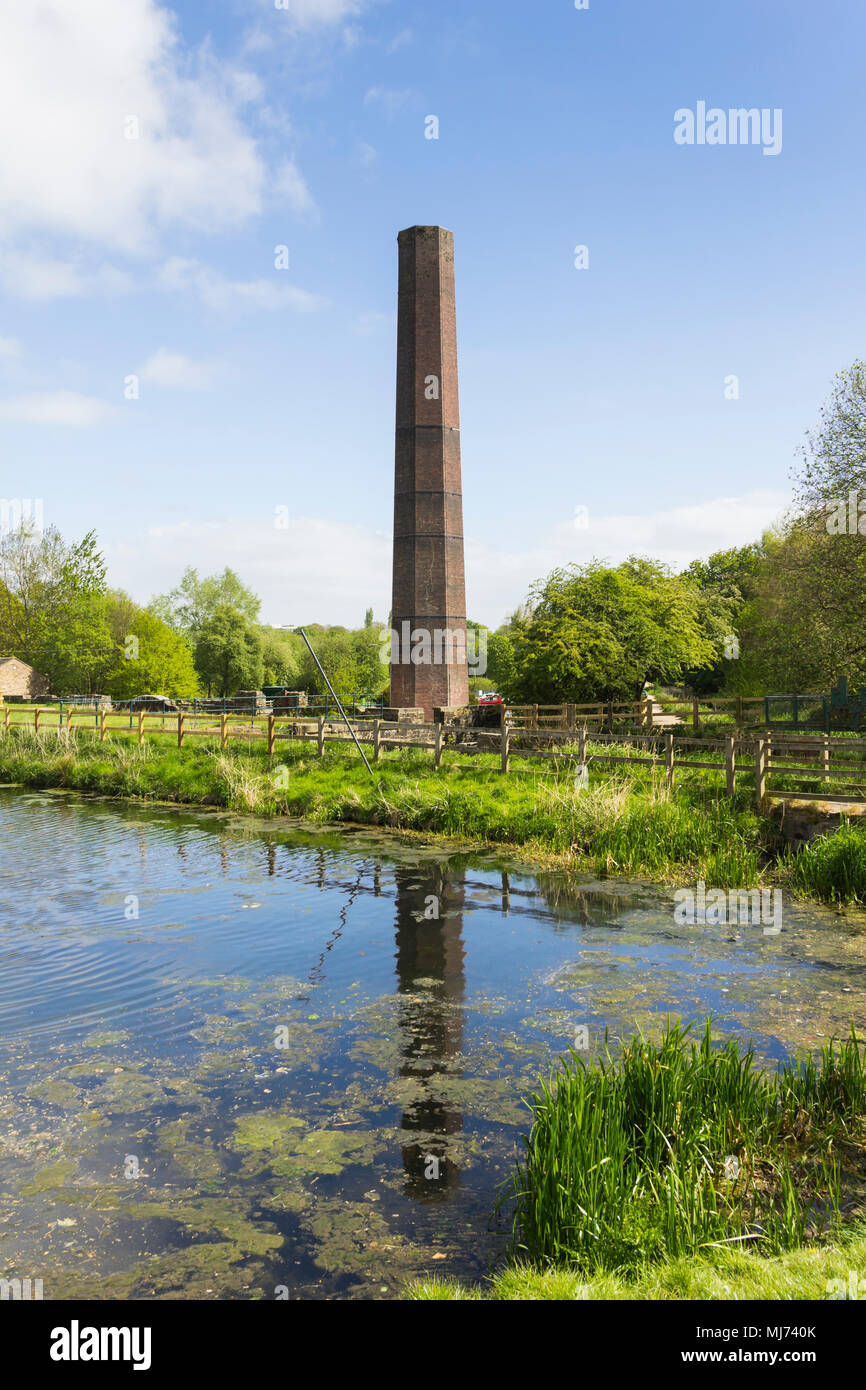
[392, 864, 467, 1201]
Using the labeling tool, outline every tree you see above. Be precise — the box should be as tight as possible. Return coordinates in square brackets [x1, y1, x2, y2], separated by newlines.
[0, 523, 107, 668]
[38, 592, 116, 695]
[194, 606, 264, 697]
[793, 360, 866, 509]
[294, 626, 388, 696]
[680, 544, 764, 694]
[259, 627, 304, 687]
[152, 567, 261, 635]
[102, 597, 200, 700]
[504, 559, 717, 704]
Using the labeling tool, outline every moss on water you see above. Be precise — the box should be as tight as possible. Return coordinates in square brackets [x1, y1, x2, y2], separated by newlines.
[231, 1113, 305, 1152]
[20, 1159, 78, 1194]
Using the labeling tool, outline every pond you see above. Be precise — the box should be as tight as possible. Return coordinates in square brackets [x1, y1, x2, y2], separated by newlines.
[0, 786, 863, 1299]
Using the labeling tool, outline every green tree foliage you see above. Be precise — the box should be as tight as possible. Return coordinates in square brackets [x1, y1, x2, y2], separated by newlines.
[680, 544, 764, 694]
[726, 362, 866, 695]
[295, 625, 388, 696]
[26, 589, 199, 698]
[501, 559, 717, 704]
[793, 359, 866, 508]
[152, 566, 261, 635]
[259, 627, 304, 687]
[194, 605, 264, 697]
[102, 597, 200, 700]
[0, 524, 107, 669]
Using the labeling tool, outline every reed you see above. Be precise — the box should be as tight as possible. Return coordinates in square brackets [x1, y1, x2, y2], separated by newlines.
[506, 1018, 865, 1277]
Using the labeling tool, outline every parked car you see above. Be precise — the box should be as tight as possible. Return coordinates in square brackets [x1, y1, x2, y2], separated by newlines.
[125, 695, 179, 713]
[478, 691, 504, 705]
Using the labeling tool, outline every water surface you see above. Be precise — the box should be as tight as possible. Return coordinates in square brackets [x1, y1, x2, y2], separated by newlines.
[0, 787, 863, 1299]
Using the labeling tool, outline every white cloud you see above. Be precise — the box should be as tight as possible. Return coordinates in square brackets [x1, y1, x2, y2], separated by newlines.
[157, 257, 326, 312]
[0, 335, 21, 357]
[464, 491, 789, 624]
[386, 28, 413, 54]
[0, 251, 132, 301]
[357, 141, 378, 167]
[105, 491, 789, 630]
[363, 86, 417, 118]
[272, 0, 365, 27]
[351, 310, 393, 334]
[111, 515, 390, 626]
[139, 348, 216, 390]
[0, 390, 115, 428]
[272, 160, 318, 218]
[0, 0, 268, 255]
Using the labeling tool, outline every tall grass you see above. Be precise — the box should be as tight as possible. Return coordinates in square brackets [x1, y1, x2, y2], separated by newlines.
[2, 724, 864, 899]
[0, 725, 767, 886]
[507, 1019, 865, 1277]
[785, 821, 866, 905]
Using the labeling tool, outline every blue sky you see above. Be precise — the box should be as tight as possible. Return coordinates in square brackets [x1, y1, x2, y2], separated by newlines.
[1, 0, 863, 627]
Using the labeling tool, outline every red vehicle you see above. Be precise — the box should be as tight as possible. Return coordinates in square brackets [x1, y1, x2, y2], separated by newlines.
[478, 692, 504, 706]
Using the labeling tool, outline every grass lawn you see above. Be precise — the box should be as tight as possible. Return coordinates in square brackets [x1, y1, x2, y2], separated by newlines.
[1, 723, 865, 901]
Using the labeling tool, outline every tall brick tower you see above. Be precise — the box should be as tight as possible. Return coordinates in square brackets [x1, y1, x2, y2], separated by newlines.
[390, 225, 469, 718]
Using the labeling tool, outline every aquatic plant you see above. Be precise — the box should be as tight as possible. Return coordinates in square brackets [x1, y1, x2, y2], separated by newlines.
[506, 1018, 865, 1276]
[784, 820, 866, 904]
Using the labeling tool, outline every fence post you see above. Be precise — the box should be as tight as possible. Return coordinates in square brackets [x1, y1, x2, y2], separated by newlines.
[220, 713, 227, 750]
[665, 731, 674, 790]
[177, 713, 184, 748]
[531, 703, 538, 730]
[373, 719, 381, 762]
[138, 710, 144, 747]
[500, 719, 510, 774]
[606, 700, 614, 734]
[99, 708, 107, 743]
[645, 696, 654, 732]
[692, 695, 700, 732]
[3, 706, 8, 733]
[66, 706, 72, 731]
[578, 726, 587, 765]
[822, 733, 830, 783]
[34, 707, 41, 733]
[434, 721, 444, 769]
[755, 736, 767, 810]
[268, 715, 275, 757]
[317, 717, 325, 757]
[736, 695, 743, 726]
[725, 734, 736, 797]
[566, 702, 576, 733]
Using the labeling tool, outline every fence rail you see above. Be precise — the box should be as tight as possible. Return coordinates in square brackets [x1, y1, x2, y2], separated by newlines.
[4, 704, 866, 810]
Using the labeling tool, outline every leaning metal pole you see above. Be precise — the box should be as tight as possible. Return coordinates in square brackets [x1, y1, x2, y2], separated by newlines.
[297, 629, 374, 776]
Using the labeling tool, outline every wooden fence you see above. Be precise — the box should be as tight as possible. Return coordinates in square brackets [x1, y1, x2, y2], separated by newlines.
[507, 696, 780, 733]
[4, 704, 866, 810]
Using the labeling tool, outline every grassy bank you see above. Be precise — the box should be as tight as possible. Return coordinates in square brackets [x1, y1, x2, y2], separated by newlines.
[0, 725, 864, 901]
[409, 1225, 866, 1299]
[412, 1020, 866, 1301]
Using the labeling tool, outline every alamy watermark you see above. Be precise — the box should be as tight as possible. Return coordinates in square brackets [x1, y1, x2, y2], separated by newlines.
[674, 881, 782, 934]
[674, 103, 783, 157]
[0, 1276, 43, 1300]
[0, 498, 44, 535]
[380, 623, 487, 676]
[824, 491, 866, 536]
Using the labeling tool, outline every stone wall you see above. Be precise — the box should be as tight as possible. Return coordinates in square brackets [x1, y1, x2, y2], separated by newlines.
[0, 658, 50, 699]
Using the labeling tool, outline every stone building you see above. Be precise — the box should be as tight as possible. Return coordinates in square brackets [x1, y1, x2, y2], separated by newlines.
[0, 657, 50, 700]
